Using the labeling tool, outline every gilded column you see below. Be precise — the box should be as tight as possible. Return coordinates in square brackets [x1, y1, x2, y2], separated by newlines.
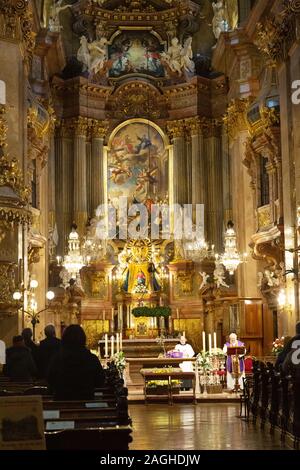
[90, 120, 109, 213]
[73, 117, 88, 236]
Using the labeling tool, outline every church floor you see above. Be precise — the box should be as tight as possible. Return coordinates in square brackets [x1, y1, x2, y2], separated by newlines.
[128, 403, 290, 450]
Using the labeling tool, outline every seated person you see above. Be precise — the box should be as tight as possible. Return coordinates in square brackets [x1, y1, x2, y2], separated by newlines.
[47, 324, 105, 400]
[3, 335, 37, 381]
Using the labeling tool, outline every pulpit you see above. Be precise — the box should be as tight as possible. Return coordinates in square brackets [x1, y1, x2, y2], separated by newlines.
[227, 346, 245, 392]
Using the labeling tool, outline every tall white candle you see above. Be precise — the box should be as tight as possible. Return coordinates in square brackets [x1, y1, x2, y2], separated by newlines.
[213, 332, 217, 350]
[111, 307, 114, 320]
[120, 333, 122, 351]
[183, 330, 185, 338]
[111, 335, 114, 357]
[116, 333, 120, 353]
[208, 334, 212, 353]
[202, 331, 206, 352]
[0, 80, 6, 105]
[104, 334, 108, 357]
[102, 310, 105, 321]
[176, 308, 179, 319]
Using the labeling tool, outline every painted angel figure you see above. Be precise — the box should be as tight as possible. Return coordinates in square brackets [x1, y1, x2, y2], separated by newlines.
[49, 0, 72, 33]
[181, 37, 195, 74]
[161, 37, 183, 75]
[199, 271, 210, 290]
[89, 37, 108, 75]
[214, 261, 229, 288]
[77, 36, 91, 72]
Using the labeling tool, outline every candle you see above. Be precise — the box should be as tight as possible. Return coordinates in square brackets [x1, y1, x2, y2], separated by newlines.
[111, 335, 114, 357]
[102, 310, 105, 321]
[176, 308, 179, 319]
[202, 331, 206, 352]
[111, 307, 114, 320]
[183, 331, 185, 338]
[0, 80, 6, 105]
[116, 333, 120, 353]
[104, 334, 108, 357]
[208, 334, 212, 353]
[213, 332, 217, 350]
[120, 333, 123, 351]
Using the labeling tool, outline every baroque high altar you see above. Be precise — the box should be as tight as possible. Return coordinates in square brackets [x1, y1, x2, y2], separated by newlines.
[2, 0, 297, 357]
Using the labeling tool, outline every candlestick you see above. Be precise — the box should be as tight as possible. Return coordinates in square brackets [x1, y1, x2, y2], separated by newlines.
[213, 332, 217, 350]
[116, 333, 120, 353]
[202, 331, 206, 352]
[104, 334, 108, 357]
[120, 332, 123, 351]
[208, 334, 212, 353]
[111, 335, 114, 357]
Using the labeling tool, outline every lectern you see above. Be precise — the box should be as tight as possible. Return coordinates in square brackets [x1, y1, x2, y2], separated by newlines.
[227, 346, 245, 392]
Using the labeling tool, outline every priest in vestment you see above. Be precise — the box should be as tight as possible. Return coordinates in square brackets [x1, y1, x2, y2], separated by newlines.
[223, 333, 245, 391]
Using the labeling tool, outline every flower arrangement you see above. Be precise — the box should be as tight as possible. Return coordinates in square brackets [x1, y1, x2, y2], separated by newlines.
[210, 347, 225, 358]
[196, 351, 213, 371]
[132, 306, 171, 318]
[146, 380, 181, 388]
[112, 351, 126, 377]
[272, 337, 285, 356]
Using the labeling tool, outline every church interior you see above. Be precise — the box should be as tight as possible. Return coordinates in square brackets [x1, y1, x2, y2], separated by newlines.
[1, 0, 300, 453]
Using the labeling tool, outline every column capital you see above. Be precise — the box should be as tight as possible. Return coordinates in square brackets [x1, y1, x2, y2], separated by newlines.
[72, 116, 88, 137]
[166, 120, 185, 140]
[89, 119, 110, 139]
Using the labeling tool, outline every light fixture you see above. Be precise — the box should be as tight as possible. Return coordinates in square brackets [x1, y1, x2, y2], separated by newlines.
[220, 221, 246, 275]
[183, 231, 215, 262]
[277, 289, 286, 308]
[46, 290, 55, 301]
[30, 279, 39, 289]
[62, 223, 84, 278]
[13, 291, 22, 301]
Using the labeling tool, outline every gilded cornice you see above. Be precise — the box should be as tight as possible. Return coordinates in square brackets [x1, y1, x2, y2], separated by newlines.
[166, 120, 185, 140]
[57, 117, 109, 139]
[0, 0, 36, 66]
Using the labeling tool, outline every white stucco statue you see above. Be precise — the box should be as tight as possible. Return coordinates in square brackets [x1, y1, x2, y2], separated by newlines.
[181, 37, 195, 74]
[161, 37, 183, 75]
[89, 37, 108, 75]
[199, 271, 210, 290]
[77, 36, 91, 72]
[212, 0, 229, 39]
[214, 261, 229, 288]
[49, 0, 72, 33]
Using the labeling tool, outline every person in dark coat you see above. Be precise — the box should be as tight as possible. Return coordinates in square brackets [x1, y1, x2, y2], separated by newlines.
[3, 335, 37, 381]
[275, 322, 300, 369]
[22, 327, 39, 366]
[47, 324, 105, 400]
[39, 324, 61, 378]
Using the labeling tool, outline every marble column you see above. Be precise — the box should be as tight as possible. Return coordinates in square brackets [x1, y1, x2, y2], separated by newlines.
[55, 122, 73, 256]
[204, 123, 223, 251]
[90, 121, 108, 214]
[167, 121, 187, 206]
[73, 117, 88, 236]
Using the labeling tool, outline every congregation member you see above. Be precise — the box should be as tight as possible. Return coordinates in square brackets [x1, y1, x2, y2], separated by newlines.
[275, 322, 300, 369]
[22, 327, 39, 366]
[39, 324, 61, 378]
[47, 324, 105, 400]
[3, 335, 37, 381]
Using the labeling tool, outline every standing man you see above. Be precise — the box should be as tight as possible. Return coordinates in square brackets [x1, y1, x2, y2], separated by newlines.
[223, 333, 245, 391]
[39, 324, 61, 378]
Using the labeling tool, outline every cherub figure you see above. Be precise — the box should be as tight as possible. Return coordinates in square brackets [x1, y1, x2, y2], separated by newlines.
[161, 37, 183, 75]
[199, 271, 210, 290]
[214, 261, 229, 288]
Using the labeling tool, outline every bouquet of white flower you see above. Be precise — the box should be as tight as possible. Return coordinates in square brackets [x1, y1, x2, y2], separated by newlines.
[113, 351, 126, 377]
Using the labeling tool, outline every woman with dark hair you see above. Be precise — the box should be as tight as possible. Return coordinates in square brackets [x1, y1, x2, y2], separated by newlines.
[47, 325, 105, 400]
